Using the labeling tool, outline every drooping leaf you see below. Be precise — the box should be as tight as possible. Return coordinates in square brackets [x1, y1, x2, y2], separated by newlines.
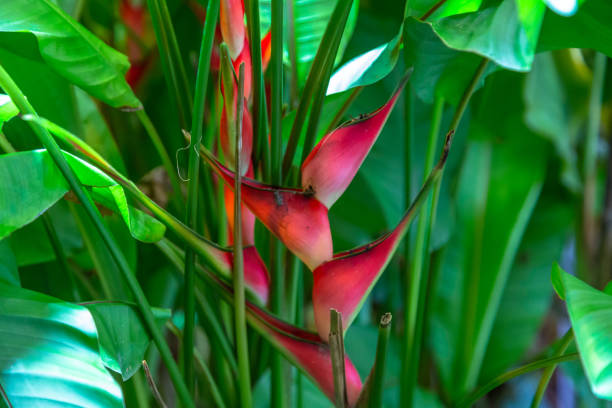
[0, 0, 140, 108]
[403, 18, 495, 105]
[430, 0, 546, 71]
[83, 301, 171, 381]
[0, 149, 165, 243]
[552, 264, 612, 399]
[537, 0, 612, 58]
[0, 283, 123, 407]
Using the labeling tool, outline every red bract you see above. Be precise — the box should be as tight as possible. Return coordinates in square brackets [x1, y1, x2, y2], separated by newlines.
[302, 77, 408, 208]
[313, 131, 453, 340]
[205, 154, 333, 270]
[202, 82, 407, 269]
[261, 30, 272, 71]
[224, 166, 256, 245]
[219, 0, 245, 59]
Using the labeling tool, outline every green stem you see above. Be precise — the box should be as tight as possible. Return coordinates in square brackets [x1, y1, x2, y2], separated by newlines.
[368, 313, 392, 408]
[281, 0, 354, 176]
[145, 0, 192, 129]
[245, 0, 269, 178]
[457, 353, 579, 408]
[329, 309, 347, 408]
[324, 87, 363, 135]
[183, 0, 219, 394]
[233, 63, 253, 408]
[270, 237, 285, 408]
[0, 131, 15, 153]
[135, 109, 183, 204]
[400, 96, 444, 408]
[270, 0, 284, 184]
[530, 330, 574, 408]
[0, 63, 194, 408]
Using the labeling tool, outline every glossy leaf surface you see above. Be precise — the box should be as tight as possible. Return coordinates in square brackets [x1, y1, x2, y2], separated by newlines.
[553, 264, 612, 399]
[0, 283, 123, 407]
[0, 0, 140, 108]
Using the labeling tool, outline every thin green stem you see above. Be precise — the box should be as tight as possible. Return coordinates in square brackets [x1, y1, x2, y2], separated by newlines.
[136, 109, 183, 204]
[368, 313, 392, 408]
[233, 63, 253, 408]
[281, 0, 354, 176]
[42, 214, 81, 302]
[530, 330, 574, 408]
[183, 0, 219, 394]
[0, 131, 15, 153]
[146, 0, 192, 129]
[270, 237, 285, 408]
[457, 353, 579, 408]
[245, 0, 269, 177]
[324, 87, 363, 135]
[270, 0, 284, 184]
[0, 64, 194, 408]
[401, 96, 444, 408]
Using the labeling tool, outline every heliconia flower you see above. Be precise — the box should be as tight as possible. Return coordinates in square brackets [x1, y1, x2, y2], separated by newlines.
[233, 36, 252, 99]
[203, 153, 333, 270]
[219, 0, 245, 59]
[312, 131, 453, 340]
[201, 80, 408, 269]
[301, 75, 408, 208]
[261, 30, 272, 71]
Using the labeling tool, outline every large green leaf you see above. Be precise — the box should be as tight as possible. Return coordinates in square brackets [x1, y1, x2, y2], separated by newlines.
[0, 149, 165, 242]
[553, 264, 612, 399]
[0, 0, 140, 108]
[430, 0, 545, 71]
[0, 283, 123, 407]
[478, 198, 572, 382]
[260, 0, 359, 88]
[429, 72, 547, 401]
[538, 0, 612, 58]
[83, 302, 171, 381]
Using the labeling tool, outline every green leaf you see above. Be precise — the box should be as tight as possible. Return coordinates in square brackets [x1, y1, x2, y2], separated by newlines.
[405, 0, 483, 19]
[0, 0, 140, 108]
[538, 0, 612, 58]
[552, 264, 612, 399]
[260, 0, 359, 88]
[327, 29, 401, 95]
[479, 198, 573, 382]
[403, 18, 495, 105]
[430, 0, 546, 71]
[524, 53, 580, 192]
[0, 149, 165, 242]
[0, 240, 19, 286]
[0, 94, 17, 130]
[0, 283, 123, 407]
[83, 301, 171, 381]
[430, 72, 548, 400]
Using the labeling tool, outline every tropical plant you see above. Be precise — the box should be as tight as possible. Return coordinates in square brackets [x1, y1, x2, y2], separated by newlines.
[0, 0, 611, 407]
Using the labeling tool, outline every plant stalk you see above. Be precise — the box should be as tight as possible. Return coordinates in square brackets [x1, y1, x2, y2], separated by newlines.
[401, 96, 444, 408]
[530, 330, 574, 408]
[182, 0, 219, 394]
[233, 63, 253, 408]
[329, 309, 348, 408]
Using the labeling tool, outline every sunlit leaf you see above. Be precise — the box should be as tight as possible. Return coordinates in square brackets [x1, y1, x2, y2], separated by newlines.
[0, 0, 140, 108]
[83, 301, 171, 381]
[0, 94, 17, 130]
[0, 149, 165, 243]
[552, 264, 612, 399]
[0, 283, 123, 407]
